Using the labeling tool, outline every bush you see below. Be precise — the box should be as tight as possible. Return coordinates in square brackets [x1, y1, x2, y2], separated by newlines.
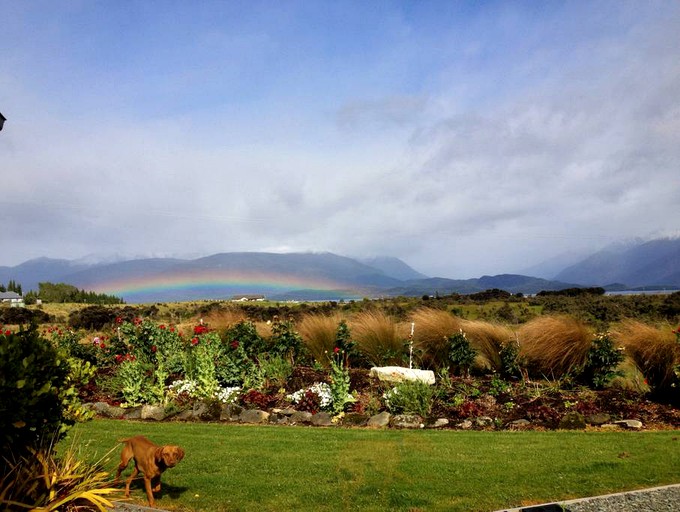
[580, 332, 624, 389]
[0, 307, 51, 325]
[350, 311, 404, 367]
[298, 313, 342, 364]
[460, 320, 514, 373]
[383, 380, 434, 417]
[448, 331, 477, 376]
[0, 326, 72, 460]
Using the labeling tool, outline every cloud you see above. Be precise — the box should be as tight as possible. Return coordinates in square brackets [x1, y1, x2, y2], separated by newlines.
[1, 2, 679, 279]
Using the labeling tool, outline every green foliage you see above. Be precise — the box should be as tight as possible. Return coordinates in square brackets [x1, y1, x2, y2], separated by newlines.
[580, 332, 625, 389]
[0, 442, 119, 511]
[0, 279, 22, 294]
[383, 379, 434, 417]
[224, 320, 267, 357]
[448, 330, 476, 376]
[37, 282, 123, 304]
[117, 356, 151, 406]
[498, 339, 523, 379]
[328, 351, 356, 415]
[270, 318, 307, 364]
[184, 331, 221, 398]
[0, 326, 72, 456]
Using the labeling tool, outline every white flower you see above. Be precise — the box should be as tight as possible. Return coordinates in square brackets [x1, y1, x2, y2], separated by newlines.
[287, 382, 333, 409]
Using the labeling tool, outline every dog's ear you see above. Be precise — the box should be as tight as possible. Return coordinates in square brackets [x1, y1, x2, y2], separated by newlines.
[154, 446, 165, 463]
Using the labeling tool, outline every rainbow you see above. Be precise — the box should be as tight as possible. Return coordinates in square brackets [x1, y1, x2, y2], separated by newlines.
[87, 269, 353, 302]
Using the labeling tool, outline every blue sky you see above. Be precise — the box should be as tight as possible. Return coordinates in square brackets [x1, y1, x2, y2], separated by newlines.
[2, 1, 679, 278]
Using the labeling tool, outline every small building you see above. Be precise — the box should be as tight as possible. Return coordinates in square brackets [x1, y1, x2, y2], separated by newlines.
[231, 294, 266, 302]
[0, 291, 24, 307]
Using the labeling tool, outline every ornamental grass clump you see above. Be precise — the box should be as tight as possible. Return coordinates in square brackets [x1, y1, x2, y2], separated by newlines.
[298, 313, 343, 365]
[460, 319, 514, 373]
[611, 320, 680, 396]
[409, 308, 464, 370]
[518, 315, 592, 380]
[350, 311, 403, 366]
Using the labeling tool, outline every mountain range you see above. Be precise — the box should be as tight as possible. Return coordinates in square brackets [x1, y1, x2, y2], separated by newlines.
[0, 237, 678, 302]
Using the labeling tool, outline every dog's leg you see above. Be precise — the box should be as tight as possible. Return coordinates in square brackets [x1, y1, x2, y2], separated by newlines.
[152, 475, 161, 493]
[143, 475, 156, 507]
[115, 443, 133, 484]
[124, 466, 138, 499]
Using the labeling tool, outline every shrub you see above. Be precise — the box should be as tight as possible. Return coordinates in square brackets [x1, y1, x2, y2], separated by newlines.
[580, 332, 624, 389]
[611, 320, 680, 397]
[224, 320, 267, 357]
[0, 325, 72, 458]
[518, 316, 592, 379]
[409, 308, 463, 370]
[269, 318, 307, 364]
[383, 380, 434, 417]
[0, 443, 119, 511]
[448, 330, 477, 376]
[350, 311, 404, 367]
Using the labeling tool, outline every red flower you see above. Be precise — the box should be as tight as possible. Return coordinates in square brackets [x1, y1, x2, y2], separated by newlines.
[159, 324, 166, 330]
[4, 329, 10, 336]
[151, 345, 157, 353]
[333, 347, 340, 354]
[169, 326, 175, 332]
[193, 325, 209, 335]
[230, 341, 239, 349]
[191, 337, 199, 346]
[99, 343, 106, 349]
[115, 354, 123, 363]
[115, 316, 123, 324]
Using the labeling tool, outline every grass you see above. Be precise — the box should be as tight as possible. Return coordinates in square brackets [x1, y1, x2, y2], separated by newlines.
[518, 316, 592, 379]
[349, 311, 404, 366]
[64, 419, 680, 512]
[298, 313, 343, 365]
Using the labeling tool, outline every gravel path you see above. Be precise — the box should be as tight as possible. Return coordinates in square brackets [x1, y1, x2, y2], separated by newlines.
[497, 484, 680, 512]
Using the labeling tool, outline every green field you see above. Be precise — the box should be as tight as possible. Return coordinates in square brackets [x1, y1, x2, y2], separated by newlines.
[65, 419, 680, 512]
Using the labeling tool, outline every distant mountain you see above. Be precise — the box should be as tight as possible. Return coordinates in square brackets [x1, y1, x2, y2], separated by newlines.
[554, 237, 680, 288]
[383, 274, 580, 297]
[359, 256, 429, 281]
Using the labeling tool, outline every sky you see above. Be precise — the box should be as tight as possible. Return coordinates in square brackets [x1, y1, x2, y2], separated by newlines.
[1, 0, 679, 279]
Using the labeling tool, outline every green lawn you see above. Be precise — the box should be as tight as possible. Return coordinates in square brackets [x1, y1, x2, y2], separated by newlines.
[64, 420, 680, 512]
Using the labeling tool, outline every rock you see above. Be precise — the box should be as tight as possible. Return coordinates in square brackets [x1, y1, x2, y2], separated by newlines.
[195, 401, 221, 421]
[558, 411, 586, 430]
[123, 407, 142, 420]
[174, 409, 195, 421]
[614, 419, 643, 430]
[586, 413, 611, 425]
[369, 366, 435, 385]
[92, 402, 125, 419]
[220, 403, 242, 421]
[270, 413, 290, 425]
[390, 414, 424, 429]
[290, 411, 314, 424]
[272, 407, 296, 416]
[457, 420, 473, 429]
[141, 405, 167, 421]
[239, 409, 270, 424]
[475, 416, 494, 428]
[430, 418, 449, 428]
[508, 419, 531, 428]
[342, 412, 369, 427]
[367, 411, 391, 428]
[600, 423, 620, 430]
[311, 412, 334, 426]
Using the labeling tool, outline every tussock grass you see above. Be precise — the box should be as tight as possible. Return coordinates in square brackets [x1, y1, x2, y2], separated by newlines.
[611, 320, 679, 393]
[461, 319, 515, 372]
[349, 311, 404, 366]
[409, 308, 463, 369]
[194, 308, 247, 332]
[518, 315, 592, 379]
[298, 313, 343, 365]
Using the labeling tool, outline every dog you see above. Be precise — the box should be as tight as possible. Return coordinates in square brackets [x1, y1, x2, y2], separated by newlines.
[115, 435, 185, 507]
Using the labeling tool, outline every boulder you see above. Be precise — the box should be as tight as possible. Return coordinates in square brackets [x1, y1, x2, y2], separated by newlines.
[123, 407, 143, 420]
[239, 409, 270, 424]
[367, 411, 391, 428]
[311, 412, 334, 426]
[508, 419, 531, 429]
[586, 413, 611, 426]
[369, 366, 435, 385]
[456, 420, 473, 429]
[474, 416, 494, 428]
[558, 411, 586, 430]
[614, 419, 643, 430]
[141, 405, 167, 421]
[430, 418, 449, 428]
[390, 414, 424, 429]
[290, 411, 314, 424]
[342, 412, 369, 427]
[220, 403, 243, 421]
[91, 402, 126, 419]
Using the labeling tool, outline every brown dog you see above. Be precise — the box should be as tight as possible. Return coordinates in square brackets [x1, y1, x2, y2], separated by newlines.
[115, 435, 185, 507]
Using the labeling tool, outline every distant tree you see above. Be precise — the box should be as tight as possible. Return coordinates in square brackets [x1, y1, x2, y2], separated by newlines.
[37, 282, 123, 304]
